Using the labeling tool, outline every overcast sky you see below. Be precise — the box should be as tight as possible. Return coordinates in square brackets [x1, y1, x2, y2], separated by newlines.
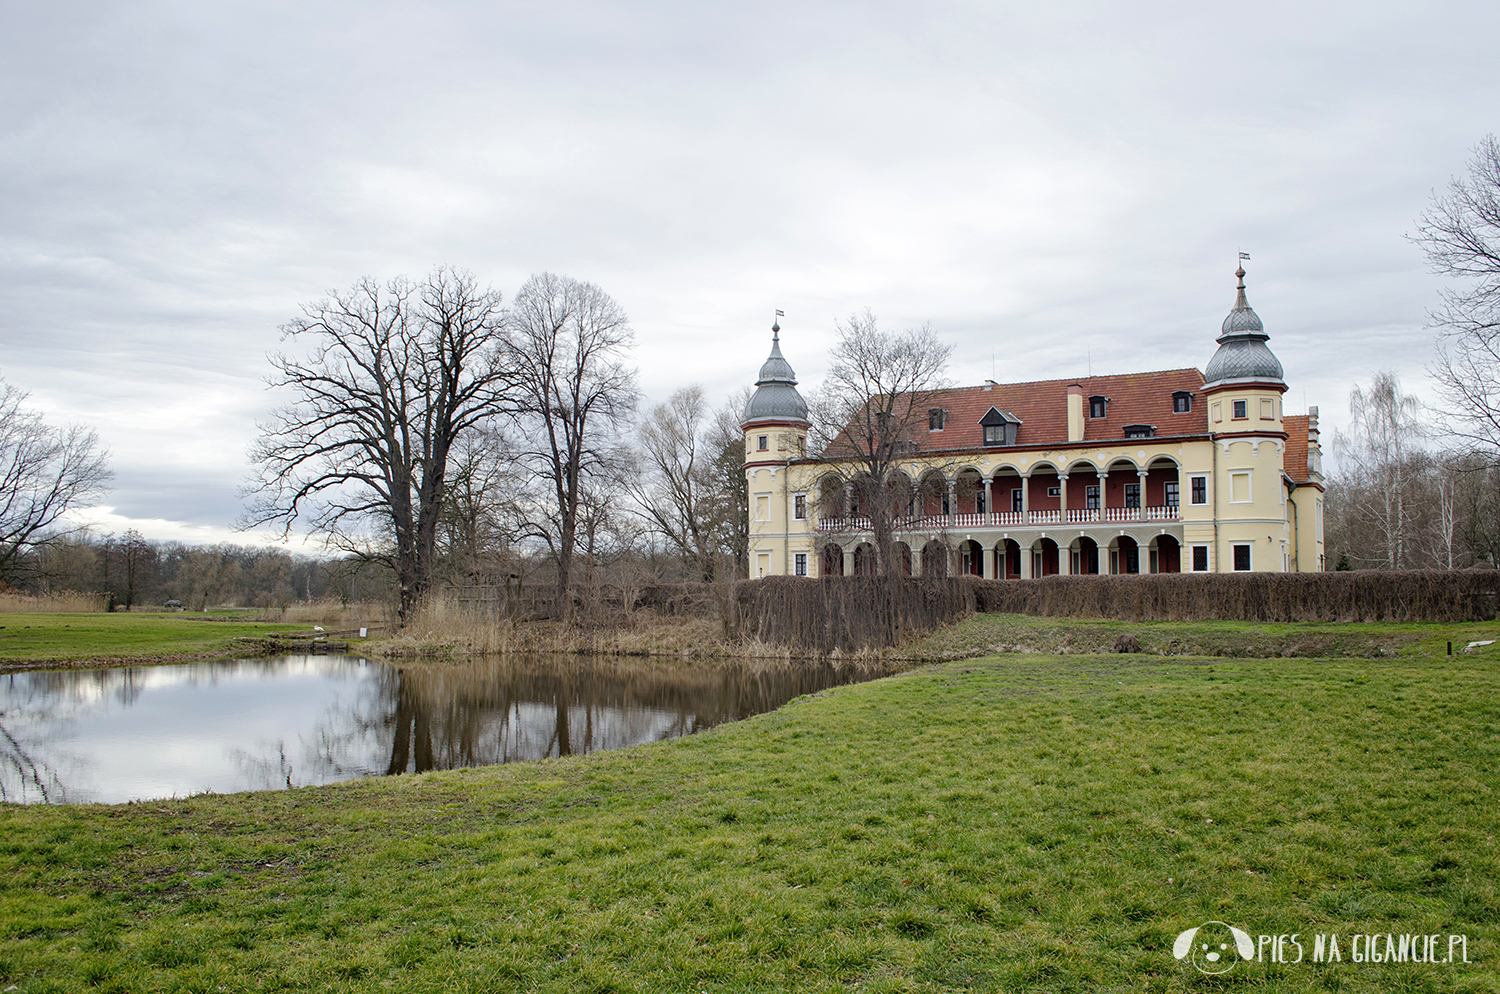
[2, 1, 1495, 547]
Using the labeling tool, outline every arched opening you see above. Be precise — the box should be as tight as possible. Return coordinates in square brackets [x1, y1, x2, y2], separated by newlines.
[997, 539, 1022, 578]
[1145, 457, 1182, 518]
[818, 475, 848, 522]
[1035, 538, 1060, 576]
[959, 539, 984, 576]
[921, 540, 949, 577]
[821, 544, 845, 577]
[991, 469, 1024, 522]
[852, 542, 878, 576]
[1073, 536, 1100, 574]
[1111, 536, 1140, 574]
[954, 468, 986, 518]
[1152, 534, 1181, 573]
[888, 471, 916, 525]
[917, 472, 948, 519]
[891, 541, 913, 576]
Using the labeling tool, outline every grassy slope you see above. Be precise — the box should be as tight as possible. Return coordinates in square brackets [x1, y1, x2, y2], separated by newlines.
[3, 654, 1497, 993]
[0, 613, 317, 666]
[905, 612, 1500, 662]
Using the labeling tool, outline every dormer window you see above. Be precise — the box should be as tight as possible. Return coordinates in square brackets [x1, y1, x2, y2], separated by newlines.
[1172, 391, 1193, 413]
[978, 407, 1020, 447]
[928, 408, 947, 431]
[1089, 395, 1108, 419]
[1122, 424, 1155, 439]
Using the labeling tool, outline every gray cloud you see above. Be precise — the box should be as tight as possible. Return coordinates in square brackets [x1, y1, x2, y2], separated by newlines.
[3, 1, 1496, 540]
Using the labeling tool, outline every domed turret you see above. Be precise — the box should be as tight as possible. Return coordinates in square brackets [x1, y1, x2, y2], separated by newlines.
[1203, 266, 1284, 388]
[742, 321, 809, 426]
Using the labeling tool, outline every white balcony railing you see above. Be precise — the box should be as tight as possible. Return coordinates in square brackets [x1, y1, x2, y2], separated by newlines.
[815, 504, 1180, 532]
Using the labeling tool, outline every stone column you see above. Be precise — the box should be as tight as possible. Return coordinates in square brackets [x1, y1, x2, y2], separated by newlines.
[1138, 470, 1150, 513]
[1021, 473, 1031, 520]
[1098, 472, 1109, 515]
[1058, 472, 1069, 521]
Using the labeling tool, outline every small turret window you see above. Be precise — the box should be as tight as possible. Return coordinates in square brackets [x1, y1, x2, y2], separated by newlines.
[1172, 391, 1193, 413]
[757, 435, 769, 451]
[1089, 396, 1108, 419]
[1232, 400, 1248, 419]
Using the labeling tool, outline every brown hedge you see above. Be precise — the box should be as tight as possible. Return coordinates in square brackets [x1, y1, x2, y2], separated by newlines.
[732, 570, 1498, 652]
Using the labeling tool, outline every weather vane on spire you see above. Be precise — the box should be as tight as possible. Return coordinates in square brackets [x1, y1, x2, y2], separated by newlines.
[773, 309, 784, 338]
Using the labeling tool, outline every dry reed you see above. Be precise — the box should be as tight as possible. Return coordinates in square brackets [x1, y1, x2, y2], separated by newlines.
[254, 599, 391, 626]
[0, 590, 107, 613]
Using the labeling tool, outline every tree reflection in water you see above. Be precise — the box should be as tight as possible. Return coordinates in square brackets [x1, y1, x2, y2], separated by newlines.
[0, 655, 890, 802]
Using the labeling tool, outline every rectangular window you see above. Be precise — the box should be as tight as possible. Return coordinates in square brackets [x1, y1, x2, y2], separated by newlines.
[1191, 475, 1207, 505]
[1012, 488, 1023, 512]
[1212, 401, 1222, 423]
[1047, 486, 1061, 498]
[1233, 543, 1252, 571]
[1230, 471, 1251, 503]
[1165, 481, 1179, 507]
[757, 435, 768, 451]
[797, 435, 806, 455]
[1316, 499, 1324, 542]
[928, 408, 946, 431]
[1124, 483, 1141, 509]
[755, 494, 771, 521]
[1089, 396, 1107, 418]
[976, 491, 987, 514]
[777, 434, 786, 451]
[793, 494, 806, 520]
[794, 552, 807, 576]
[1192, 545, 1209, 571]
[983, 424, 1003, 444]
[1085, 485, 1099, 510]
[1232, 399, 1248, 419]
[1260, 398, 1274, 420]
[1173, 392, 1192, 413]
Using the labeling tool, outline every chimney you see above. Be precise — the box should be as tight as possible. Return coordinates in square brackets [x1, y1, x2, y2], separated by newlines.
[1067, 383, 1084, 442]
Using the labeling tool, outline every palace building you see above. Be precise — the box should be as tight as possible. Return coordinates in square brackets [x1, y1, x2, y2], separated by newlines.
[741, 268, 1325, 578]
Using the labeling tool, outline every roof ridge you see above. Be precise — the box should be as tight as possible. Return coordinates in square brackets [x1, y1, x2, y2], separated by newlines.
[924, 367, 1206, 393]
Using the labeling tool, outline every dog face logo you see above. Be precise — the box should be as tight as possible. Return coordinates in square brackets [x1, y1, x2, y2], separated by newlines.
[1173, 921, 1254, 974]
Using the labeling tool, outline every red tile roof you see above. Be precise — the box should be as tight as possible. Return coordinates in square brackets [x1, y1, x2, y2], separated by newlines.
[907, 367, 1208, 451]
[1283, 414, 1310, 483]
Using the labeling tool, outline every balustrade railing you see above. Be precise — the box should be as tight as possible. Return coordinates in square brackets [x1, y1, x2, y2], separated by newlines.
[815, 505, 1180, 532]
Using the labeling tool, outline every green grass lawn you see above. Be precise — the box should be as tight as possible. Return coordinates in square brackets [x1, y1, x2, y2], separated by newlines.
[3, 652, 1497, 992]
[0, 613, 317, 666]
[906, 611, 1500, 662]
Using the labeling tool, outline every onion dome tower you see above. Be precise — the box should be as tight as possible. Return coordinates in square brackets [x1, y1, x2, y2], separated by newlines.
[742, 319, 809, 428]
[1203, 265, 1285, 390]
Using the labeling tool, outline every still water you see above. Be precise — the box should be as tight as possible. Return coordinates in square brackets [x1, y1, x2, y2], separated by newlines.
[0, 655, 883, 804]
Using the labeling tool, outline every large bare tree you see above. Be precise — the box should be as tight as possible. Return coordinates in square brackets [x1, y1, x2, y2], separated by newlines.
[1413, 135, 1500, 456]
[810, 310, 951, 575]
[505, 273, 638, 616]
[0, 377, 112, 582]
[244, 268, 512, 622]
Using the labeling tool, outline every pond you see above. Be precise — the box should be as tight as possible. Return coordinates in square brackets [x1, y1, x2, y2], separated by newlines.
[0, 654, 888, 805]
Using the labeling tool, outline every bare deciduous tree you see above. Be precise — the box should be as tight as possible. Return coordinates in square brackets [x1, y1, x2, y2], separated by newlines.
[632, 386, 724, 582]
[810, 310, 951, 575]
[1413, 135, 1500, 456]
[0, 377, 112, 582]
[244, 268, 512, 622]
[1332, 371, 1426, 569]
[505, 273, 638, 617]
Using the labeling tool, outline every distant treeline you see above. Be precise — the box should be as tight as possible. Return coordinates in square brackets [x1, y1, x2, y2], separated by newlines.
[10, 532, 393, 610]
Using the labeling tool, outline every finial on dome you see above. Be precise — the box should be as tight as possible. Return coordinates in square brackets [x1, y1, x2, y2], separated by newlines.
[772, 308, 783, 340]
